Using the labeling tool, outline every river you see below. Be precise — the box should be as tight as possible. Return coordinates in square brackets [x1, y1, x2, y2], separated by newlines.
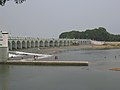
[0, 49, 120, 90]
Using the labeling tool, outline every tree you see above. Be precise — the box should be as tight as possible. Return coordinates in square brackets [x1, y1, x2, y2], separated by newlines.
[59, 27, 120, 41]
[0, 0, 26, 6]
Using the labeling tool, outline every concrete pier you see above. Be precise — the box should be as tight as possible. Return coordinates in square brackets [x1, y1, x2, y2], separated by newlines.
[0, 60, 88, 66]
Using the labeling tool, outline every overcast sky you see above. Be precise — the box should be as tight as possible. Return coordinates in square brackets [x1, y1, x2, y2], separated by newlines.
[0, 0, 120, 38]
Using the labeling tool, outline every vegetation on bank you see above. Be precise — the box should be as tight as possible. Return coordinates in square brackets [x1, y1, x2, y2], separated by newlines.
[59, 27, 120, 41]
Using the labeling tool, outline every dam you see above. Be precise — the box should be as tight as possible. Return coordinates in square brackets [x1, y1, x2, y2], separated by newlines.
[8, 37, 92, 50]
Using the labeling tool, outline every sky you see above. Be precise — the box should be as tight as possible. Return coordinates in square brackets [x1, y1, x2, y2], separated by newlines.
[0, 0, 120, 38]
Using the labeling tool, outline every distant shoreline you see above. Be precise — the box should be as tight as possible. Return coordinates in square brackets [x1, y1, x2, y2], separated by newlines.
[91, 44, 120, 50]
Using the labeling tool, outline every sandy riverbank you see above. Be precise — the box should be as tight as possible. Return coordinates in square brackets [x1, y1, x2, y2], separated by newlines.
[17, 45, 120, 55]
[91, 44, 120, 49]
[18, 45, 92, 54]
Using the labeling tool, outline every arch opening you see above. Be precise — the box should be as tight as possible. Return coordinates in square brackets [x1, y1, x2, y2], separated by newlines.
[45, 41, 48, 47]
[49, 41, 53, 47]
[27, 41, 30, 48]
[22, 41, 26, 48]
[17, 41, 21, 49]
[35, 41, 38, 47]
[31, 41, 34, 48]
[12, 41, 16, 50]
[39, 41, 43, 47]
[54, 41, 58, 47]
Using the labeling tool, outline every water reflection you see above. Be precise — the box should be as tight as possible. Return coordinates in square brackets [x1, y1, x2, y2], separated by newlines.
[0, 65, 10, 90]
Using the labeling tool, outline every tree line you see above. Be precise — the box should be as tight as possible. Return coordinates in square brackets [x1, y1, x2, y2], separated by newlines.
[59, 27, 120, 41]
[0, 0, 25, 6]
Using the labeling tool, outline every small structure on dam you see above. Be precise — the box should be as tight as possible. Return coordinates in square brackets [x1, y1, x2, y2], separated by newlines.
[0, 31, 9, 62]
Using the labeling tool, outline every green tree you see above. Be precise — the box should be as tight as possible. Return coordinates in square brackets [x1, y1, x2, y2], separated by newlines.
[59, 27, 120, 41]
[0, 0, 26, 6]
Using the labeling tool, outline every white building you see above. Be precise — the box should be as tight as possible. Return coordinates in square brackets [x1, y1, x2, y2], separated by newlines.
[0, 31, 8, 62]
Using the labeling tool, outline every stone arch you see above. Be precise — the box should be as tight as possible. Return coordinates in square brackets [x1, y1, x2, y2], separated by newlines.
[84, 41, 87, 45]
[85, 41, 88, 45]
[12, 41, 16, 49]
[79, 41, 81, 45]
[59, 40, 63, 46]
[17, 41, 22, 49]
[80, 41, 82, 45]
[70, 41, 73, 45]
[82, 41, 84, 45]
[44, 41, 48, 47]
[39, 41, 43, 47]
[81, 41, 84, 45]
[83, 41, 85, 45]
[64, 40, 66, 46]
[35, 41, 38, 47]
[49, 40, 54, 47]
[31, 41, 34, 48]
[22, 41, 26, 48]
[54, 40, 58, 47]
[27, 41, 30, 48]
[67, 40, 69, 46]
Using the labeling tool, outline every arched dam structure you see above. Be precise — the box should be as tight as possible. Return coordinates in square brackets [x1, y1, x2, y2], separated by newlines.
[8, 37, 91, 50]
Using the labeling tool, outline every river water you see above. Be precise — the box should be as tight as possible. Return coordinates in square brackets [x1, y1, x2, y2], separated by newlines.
[1, 49, 120, 90]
